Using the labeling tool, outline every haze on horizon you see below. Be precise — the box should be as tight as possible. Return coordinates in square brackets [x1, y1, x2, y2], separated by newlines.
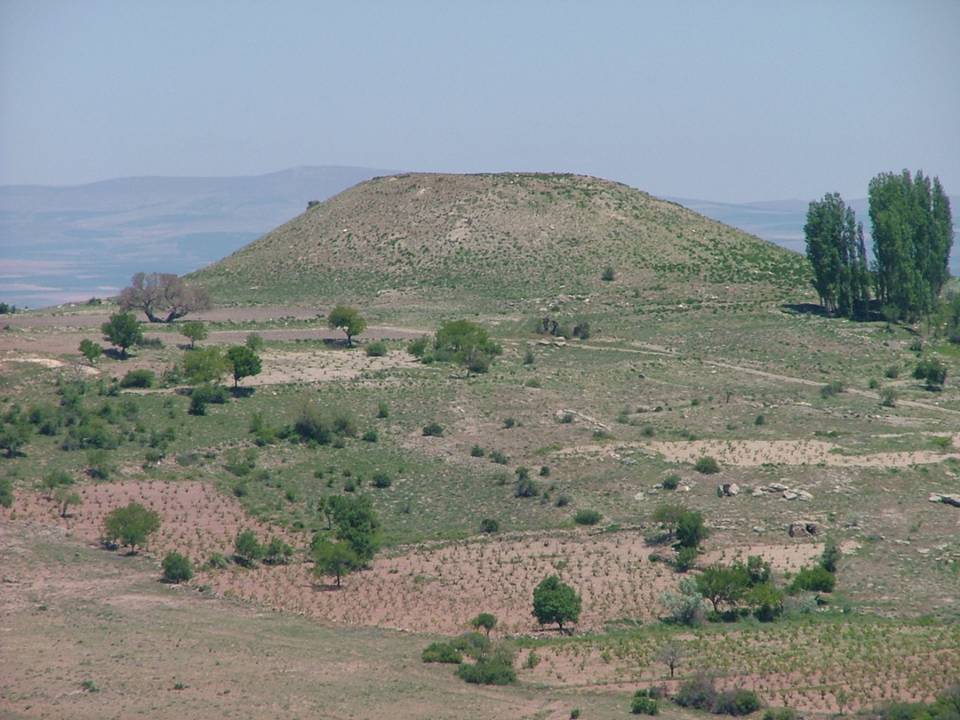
[1, 0, 958, 204]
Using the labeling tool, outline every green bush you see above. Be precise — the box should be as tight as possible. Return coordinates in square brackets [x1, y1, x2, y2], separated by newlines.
[631, 690, 660, 715]
[362, 429, 379, 443]
[820, 380, 845, 398]
[789, 565, 835, 593]
[455, 646, 516, 685]
[365, 341, 388, 357]
[206, 552, 229, 569]
[470, 445, 485, 457]
[422, 422, 444, 437]
[694, 456, 720, 474]
[371, 472, 392, 489]
[479, 518, 499, 533]
[120, 369, 155, 388]
[713, 690, 762, 716]
[514, 477, 539, 498]
[421, 642, 462, 664]
[662, 474, 680, 490]
[674, 545, 698, 572]
[161, 551, 193, 583]
[574, 509, 602, 526]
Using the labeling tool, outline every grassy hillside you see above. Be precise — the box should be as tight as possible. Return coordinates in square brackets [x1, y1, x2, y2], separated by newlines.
[195, 173, 811, 309]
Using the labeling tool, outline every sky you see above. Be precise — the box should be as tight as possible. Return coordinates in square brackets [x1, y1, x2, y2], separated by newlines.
[1, 0, 958, 202]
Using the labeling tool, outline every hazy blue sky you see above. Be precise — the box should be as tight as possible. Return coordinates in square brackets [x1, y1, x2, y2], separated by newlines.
[1, 0, 957, 202]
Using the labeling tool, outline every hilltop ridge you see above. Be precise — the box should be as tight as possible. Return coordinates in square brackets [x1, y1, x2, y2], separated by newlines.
[194, 172, 810, 307]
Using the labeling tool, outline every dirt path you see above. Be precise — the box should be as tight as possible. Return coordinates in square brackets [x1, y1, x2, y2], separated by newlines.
[581, 340, 960, 418]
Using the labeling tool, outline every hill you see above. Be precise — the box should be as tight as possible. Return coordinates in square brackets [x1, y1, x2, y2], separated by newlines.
[195, 173, 811, 308]
[0, 166, 392, 308]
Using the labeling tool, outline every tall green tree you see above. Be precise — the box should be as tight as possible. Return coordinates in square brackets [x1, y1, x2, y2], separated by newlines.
[103, 502, 161, 553]
[870, 170, 954, 321]
[532, 575, 582, 633]
[101, 312, 143, 358]
[804, 193, 869, 318]
[225, 345, 262, 388]
[327, 305, 366, 346]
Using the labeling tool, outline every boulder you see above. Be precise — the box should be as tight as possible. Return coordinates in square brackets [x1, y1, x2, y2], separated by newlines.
[788, 521, 820, 537]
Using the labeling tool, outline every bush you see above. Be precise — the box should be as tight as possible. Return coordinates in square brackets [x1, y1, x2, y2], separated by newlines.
[422, 422, 444, 437]
[206, 552, 229, 569]
[362, 429, 378, 443]
[421, 642, 462, 664]
[293, 402, 356, 444]
[674, 545, 698, 572]
[713, 690, 762, 716]
[479, 518, 499, 534]
[455, 645, 516, 685]
[631, 690, 660, 715]
[880, 388, 898, 407]
[574, 509, 602, 526]
[820, 380, 845, 398]
[694, 456, 720, 474]
[789, 565, 835, 593]
[407, 336, 429, 358]
[263, 536, 293, 565]
[601, 266, 616, 281]
[470, 445, 485, 457]
[161, 552, 193, 583]
[489, 449, 509, 464]
[514, 477, 539, 498]
[662, 474, 680, 490]
[884, 365, 900, 379]
[371, 472, 392, 489]
[376, 401, 389, 418]
[86, 449, 115, 480]
[914, 357, 948, 390]
[555, 494, 571, 507]
[675, 674, 718, 710]
[234, 528, 263, 566]
[0, 476, 13, 508]
[763, 709, 798, 720]
[365, 341, 388, 357]
[502, 417, 516, 429]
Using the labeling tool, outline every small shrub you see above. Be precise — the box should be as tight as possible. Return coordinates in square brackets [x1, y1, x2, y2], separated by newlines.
[694, 456, 720, 474]
[80, 679, 99, 693]
[422, 642, 462, 664]
[502, 417, 516, 429]
[820, 380, 845, 398]
[470, 445, 485, 457]
[631, 690, 660, 715]
[713, 689, 762, 716]
[789, 565, 835, 593]
[674, 545, 698, 572]
[515, 477, 539, 498]
[120, 369, 155, 389]
[539, 465, 550, 477]
[376, 400, 389, 418]
[559, 412, 574, 424]
[362, 429, 379, 443]
[574, 509, 602, 526]
[371, 472, 392, 489]
[480, 518, 500, 534]
[601, 266, 616, 281]
[880, 388, 898, 407]
[365, 340, 387, 357]
[161, 551, 193, 583]
[662, 474, 680, 490]
[206, 552, 229, 569]
[868, 377, 880, 389]
[754, 414, 765, 426]
[489, 450, 509, 465]
[555, 493, 571, 507]
[884, 365, 900, 379]
[422, 422, 444, 437]
[455, 646, 516, 685]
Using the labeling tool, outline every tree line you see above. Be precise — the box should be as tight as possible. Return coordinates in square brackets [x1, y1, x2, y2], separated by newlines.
[805, 169, 954, 322]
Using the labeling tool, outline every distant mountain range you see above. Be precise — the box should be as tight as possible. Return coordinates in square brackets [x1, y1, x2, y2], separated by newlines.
[1, 167, 956, 308]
